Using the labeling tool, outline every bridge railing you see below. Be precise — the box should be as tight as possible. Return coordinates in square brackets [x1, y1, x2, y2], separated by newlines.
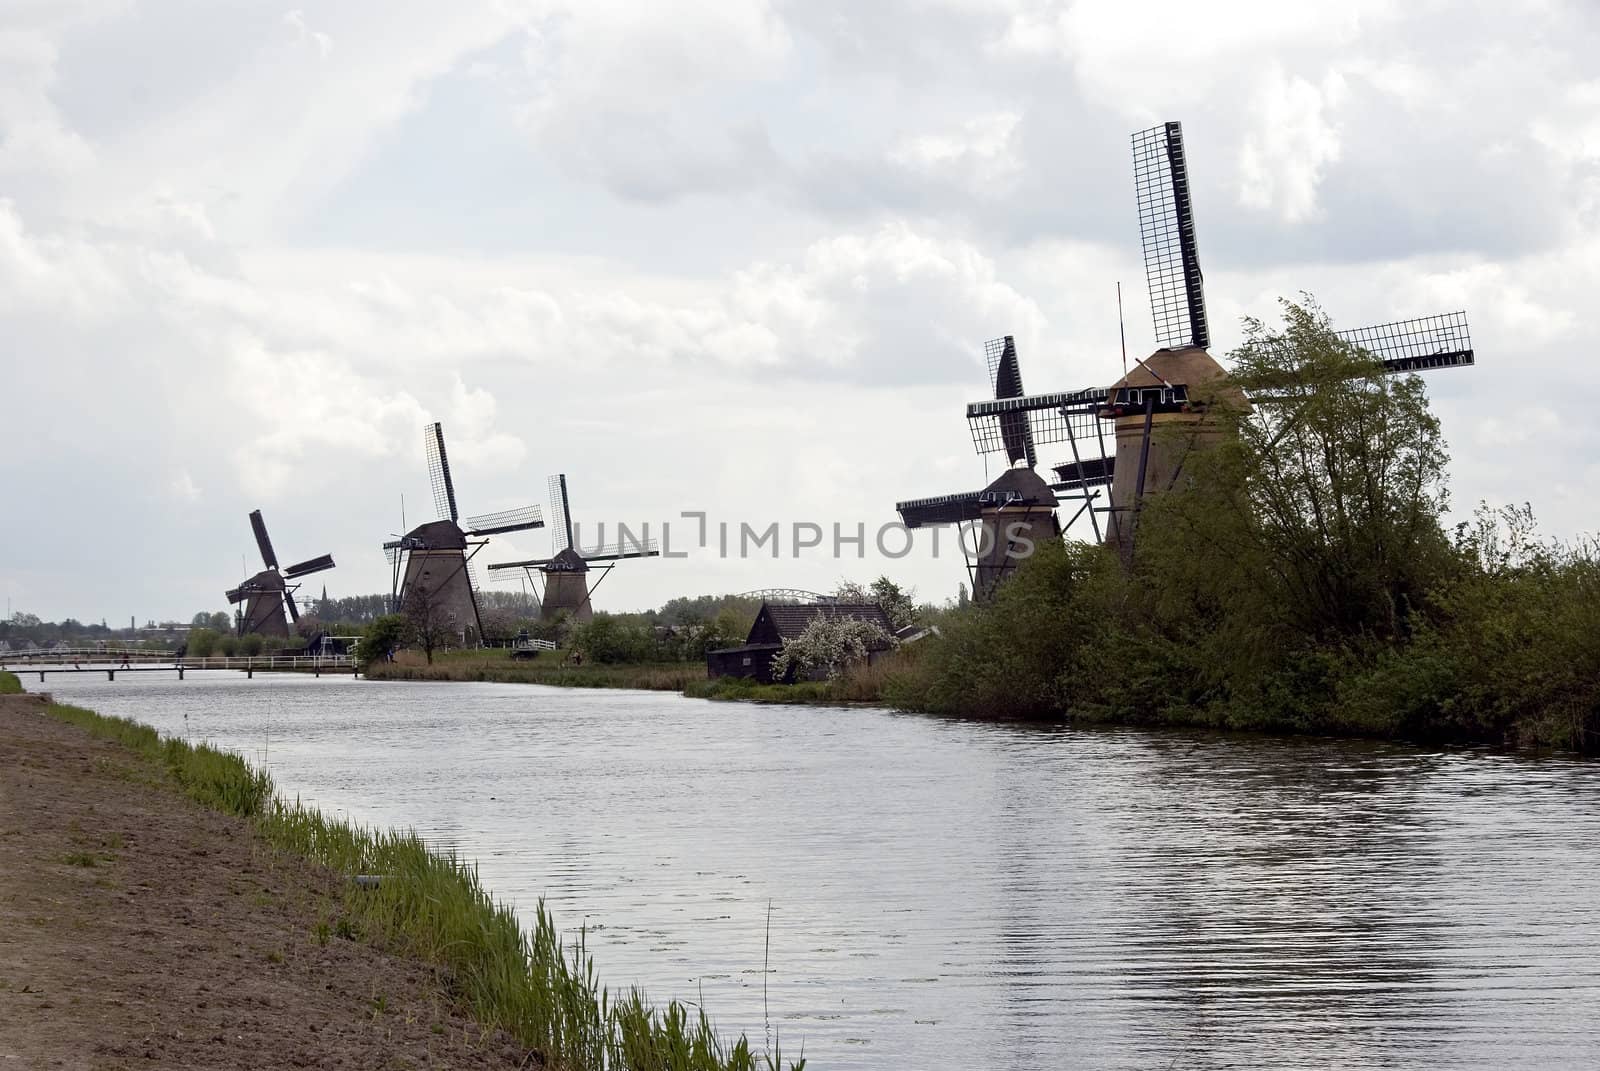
[1, 654, 355, 671]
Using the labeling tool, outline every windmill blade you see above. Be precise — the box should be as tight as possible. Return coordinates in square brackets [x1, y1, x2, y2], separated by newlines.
[488, 556, 556, 571]
[547, 474, 572, 553]
[984, 336, 1037, 467]
[283, 553, 335, 579]
[1339, 311, 1474, 374]
[249, 510, 279, 570]
[1133, 121, 1209, 351]
[581, 541, 661, 564]
[1050, 455, 1116, 491]
[424, 422, 460, 524]
[967, 387, 1110, 454]
[896, 490, 985, 529]
[467, 561, 482, 592]
[284, 588, 301, 624]
[464, 505, 545, 537]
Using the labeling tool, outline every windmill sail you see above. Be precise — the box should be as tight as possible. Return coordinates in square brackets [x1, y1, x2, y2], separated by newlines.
[250, 510, 279, 570]
[985, 336, 1037, 468]
[1339, 312, 1474, 373]
[896, 490, 986, 529]
[1133, 121, 1209, 350]
[283, 553, 335, 578]
[464, 505, 544, 537]
[547, 474, 573, 553]
[424, 422, 459, 523]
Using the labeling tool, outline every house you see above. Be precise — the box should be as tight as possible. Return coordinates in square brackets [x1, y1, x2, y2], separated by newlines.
[706, 600, 894, 684]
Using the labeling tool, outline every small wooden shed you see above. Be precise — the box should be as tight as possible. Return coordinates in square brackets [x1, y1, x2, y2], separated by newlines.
[706, 601, 894, 684]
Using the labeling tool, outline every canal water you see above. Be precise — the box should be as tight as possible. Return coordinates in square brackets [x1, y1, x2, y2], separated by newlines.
[29, 673, 1600, 1070]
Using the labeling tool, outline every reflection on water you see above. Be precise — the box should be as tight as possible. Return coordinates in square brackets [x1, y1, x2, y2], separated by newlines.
[34, 673, 1600, 1070]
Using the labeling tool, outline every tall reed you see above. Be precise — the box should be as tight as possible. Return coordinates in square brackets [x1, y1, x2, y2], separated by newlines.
[44, 700, 803, 1071]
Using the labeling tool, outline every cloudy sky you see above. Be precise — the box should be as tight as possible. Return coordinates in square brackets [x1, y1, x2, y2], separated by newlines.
[2, 0, 1597, 624]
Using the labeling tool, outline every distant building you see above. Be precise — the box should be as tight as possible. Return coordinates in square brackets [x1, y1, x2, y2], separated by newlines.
[706, 600, 894, 684]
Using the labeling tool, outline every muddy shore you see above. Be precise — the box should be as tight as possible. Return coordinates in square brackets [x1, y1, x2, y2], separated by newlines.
[0, 693, 530, 1069]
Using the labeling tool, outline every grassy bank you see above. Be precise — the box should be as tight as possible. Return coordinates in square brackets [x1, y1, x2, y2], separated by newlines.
[365, 650, 698, 692]
[41, 697, 802, 1071]
[0, 670, 20, 694]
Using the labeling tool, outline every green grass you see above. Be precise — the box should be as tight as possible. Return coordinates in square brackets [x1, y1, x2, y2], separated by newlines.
[44, 700, 801, 1071]
[0, 671, 21, 695]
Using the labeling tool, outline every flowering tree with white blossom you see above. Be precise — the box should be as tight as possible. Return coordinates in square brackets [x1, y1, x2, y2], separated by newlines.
[769, 613, 896, 682]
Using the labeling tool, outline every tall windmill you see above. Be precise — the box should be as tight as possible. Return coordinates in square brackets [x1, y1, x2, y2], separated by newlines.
[961, 119, 1477, 557]
[486, 473, 659, 622]
[894, 336, 1061, 601]
[383, 422, 545, 643]
[226, 510, 335, 638]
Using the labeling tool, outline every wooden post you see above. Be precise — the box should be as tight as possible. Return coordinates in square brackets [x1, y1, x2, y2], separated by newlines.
[107, 670, 114, 681]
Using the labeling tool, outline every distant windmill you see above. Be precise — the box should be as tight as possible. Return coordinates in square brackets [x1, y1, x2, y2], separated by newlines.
[486, 474, 659, 622]
[959, 119, 1477, 557]
[894, 336, 1062, 601]
[226, 510, 335, 638]
[383, 422, 544, 643]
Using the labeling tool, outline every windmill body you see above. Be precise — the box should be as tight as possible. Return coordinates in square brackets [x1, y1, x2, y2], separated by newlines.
[895, 335, 1059, 603]
[393, 519, 481, 641]
[487, 474, 659, 620]
[540, 546, 594, 621]
[237, 570, 290, 638]
[384, 423, 544, 647]
[226, 510, 335, 639]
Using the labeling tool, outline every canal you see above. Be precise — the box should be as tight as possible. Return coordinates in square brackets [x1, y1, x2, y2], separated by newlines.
[33, 673, 1600, 1070]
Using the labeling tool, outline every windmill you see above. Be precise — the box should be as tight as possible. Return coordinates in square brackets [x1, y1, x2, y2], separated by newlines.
[383, 422, 545, 644]
[894, 336, 1061, 602]
[960, 119, 1476, 558]
[485, 473, 659, 622]
[225, 510, 335, 638]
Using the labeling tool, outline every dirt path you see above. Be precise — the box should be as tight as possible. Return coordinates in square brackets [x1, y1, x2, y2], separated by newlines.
[0, 694, 531, 1070]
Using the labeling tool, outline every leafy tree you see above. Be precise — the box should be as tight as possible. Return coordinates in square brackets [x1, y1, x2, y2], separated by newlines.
[869, 576, 918, 631]
[187, 628, 219, 658]
[356, 614, 411, 665]
[770, 613, 895, 682]
[566, 614, 656, 664]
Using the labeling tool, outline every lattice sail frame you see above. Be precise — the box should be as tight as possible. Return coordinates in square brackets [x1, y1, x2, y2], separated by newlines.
[1339, 311, 1475, 373]
[250, 510, 279, 569]
[1133, 122, 1209, 351]
[464, 505, 545, 537]
[424, 422, 459, 524]
[547, 474, 572, 553]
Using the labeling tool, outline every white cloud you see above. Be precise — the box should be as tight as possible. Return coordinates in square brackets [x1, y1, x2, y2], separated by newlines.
[3, 0, 1600, 620]
[890, 112, 1023, 193]
[168, 470, 202, 502]
[283, 10, 333, 59]
[1237, 65, 1347, 224]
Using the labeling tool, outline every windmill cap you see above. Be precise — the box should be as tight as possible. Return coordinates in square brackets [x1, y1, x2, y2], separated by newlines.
[979, 465, 1057, 507]
[1109, 346, 1249, 410]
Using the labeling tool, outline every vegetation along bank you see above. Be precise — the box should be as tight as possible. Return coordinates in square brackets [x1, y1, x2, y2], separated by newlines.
[370, 304, 1600, 753]
[0, 672, 803, 1071]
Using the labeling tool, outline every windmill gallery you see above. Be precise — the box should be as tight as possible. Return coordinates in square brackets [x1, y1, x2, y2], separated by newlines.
[211, 120, 1472, 652]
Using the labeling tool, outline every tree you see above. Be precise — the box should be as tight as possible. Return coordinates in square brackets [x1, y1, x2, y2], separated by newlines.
[869, 576, 917, 631]
[769, 613, 895, 682]
[209, 611, 232, 633]
[1139, 298, 1453, 647]
[356, 614, 411, 665]
[187, 628, 219, 658]
[403, 582, 455, 664]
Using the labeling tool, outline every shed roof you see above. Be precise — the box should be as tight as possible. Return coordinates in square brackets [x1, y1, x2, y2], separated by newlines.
[756, 601, 894, 642]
